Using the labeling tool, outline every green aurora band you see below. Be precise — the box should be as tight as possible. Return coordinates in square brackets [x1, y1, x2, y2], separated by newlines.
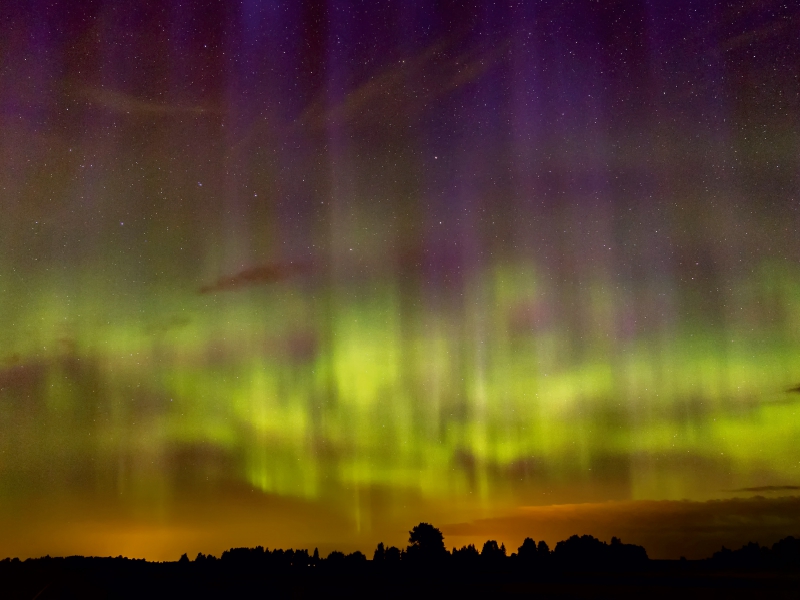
[1, 0, 799, 560]
[3, 253, 799, 519]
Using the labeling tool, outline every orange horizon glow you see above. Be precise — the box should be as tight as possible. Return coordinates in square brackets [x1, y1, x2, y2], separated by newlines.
[3, 493, 798, 562]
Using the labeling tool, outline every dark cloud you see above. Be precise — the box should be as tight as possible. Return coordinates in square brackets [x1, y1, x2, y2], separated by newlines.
[199, 262, 311, 294]
[441, 496, 800, 559]
[730, 485, 800, 493]
[0, 362, 46, 394]
[145, 316, 191, 335]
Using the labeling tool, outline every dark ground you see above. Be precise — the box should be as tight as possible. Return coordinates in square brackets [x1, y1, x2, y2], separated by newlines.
[3, 562, 798, 599]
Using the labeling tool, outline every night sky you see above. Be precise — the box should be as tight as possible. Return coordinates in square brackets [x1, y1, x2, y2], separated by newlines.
[1, 0, 799, 561]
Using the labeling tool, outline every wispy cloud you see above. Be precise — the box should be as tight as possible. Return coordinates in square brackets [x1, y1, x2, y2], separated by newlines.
[295, 35, 509, 132]
[729, 485, 800, 493]
[77, 86, 216, 116]
[199, 262, 311, 294]
[227, 29, 508, 155]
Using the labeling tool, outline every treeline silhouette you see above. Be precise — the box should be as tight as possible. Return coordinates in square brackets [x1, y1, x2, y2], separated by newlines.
[710, 536, 800, 569]
[1, 524, 799, 599]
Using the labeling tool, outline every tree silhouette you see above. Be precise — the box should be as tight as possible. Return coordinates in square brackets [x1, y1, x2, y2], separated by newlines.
[554, 534, 647, 569]
[384, 545, 402, 564]
[452, 543, 480, 559]
[326, 550, 345, 563]
[373, 542, 386, 562]
[517, 537, 538, 560]
[406, 522, 447, 562]
[480, 540, 506, 565]
[771, 535, 800, 567]
[5, 527, 800, 598]
[537, 540, 550, 555]
[345, 551, 367, 565]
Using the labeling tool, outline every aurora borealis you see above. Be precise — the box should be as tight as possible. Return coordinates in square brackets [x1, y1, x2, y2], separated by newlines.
[1, 0, 799, 561]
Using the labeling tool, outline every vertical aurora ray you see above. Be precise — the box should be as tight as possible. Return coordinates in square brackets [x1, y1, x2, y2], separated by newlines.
[1, 0, 799, 559]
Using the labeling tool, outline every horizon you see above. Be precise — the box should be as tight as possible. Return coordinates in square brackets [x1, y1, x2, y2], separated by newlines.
[4, 492, 799, 562]
[3, 519, 797, 564]
[1, 0, 799, 566]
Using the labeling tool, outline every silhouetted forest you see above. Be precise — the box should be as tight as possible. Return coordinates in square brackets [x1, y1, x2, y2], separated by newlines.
[2, 524, 799, 599]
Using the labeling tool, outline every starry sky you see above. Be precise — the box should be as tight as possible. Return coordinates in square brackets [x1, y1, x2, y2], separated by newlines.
[1, 0, 799, 560]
